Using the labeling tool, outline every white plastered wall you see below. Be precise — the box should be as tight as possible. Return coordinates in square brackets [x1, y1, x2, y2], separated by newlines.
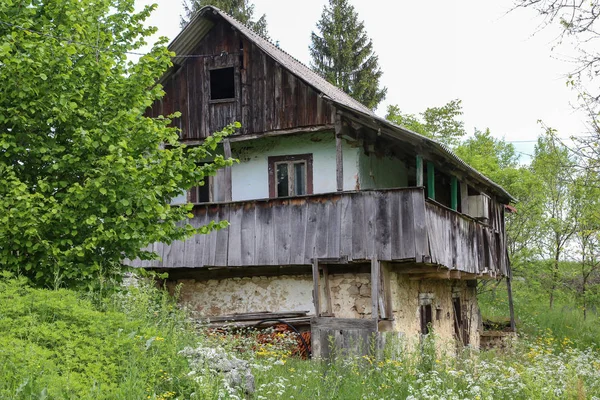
[230, 132, 360, 201]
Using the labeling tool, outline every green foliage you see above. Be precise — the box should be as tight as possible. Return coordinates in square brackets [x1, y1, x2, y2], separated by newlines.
[0, 0, 237, 287]
[309, 0, 387, 109]
[0, 274, 221, 399]
[385, 99, 466, 147]
[180, 0, 269, 38]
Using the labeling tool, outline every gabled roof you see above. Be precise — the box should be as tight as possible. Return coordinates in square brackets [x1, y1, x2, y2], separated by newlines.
[167, 6, 515, 203]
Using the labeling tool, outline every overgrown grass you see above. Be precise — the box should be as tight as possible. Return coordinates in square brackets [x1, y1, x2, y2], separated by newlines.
[2, 269, 599, 400]
[0, 274, 221, 400]
[479, 276, 600, 349]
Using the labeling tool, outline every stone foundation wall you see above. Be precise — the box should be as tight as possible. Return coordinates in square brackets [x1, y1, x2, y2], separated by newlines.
[169, 270, 482, 347]
[389, 273, 481, 348]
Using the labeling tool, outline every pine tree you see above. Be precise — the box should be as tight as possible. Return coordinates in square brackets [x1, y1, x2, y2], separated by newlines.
[181, 0, 269, 39]
[309, 0, 386, 110]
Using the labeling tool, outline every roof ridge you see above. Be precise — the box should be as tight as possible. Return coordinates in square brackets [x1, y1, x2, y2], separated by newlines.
[202, 6, 375, 116]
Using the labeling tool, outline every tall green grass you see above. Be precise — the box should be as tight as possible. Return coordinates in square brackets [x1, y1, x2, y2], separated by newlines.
[0, 274, 219, 400]
[478, 276, 600, 349]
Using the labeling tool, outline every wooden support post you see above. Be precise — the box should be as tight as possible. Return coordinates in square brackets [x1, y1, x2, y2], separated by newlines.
[451, 176, 458, 211]
[506, 253, 516, 332]
[416, 155, 423, 187]
[322, 265, 334, 316]
[460, 180, 469, 214]
[335, 116, 344, 192]
[312, 257, 321, 316]
[427, 161, 435, 200]
[223, 139, 232, 202]
[371, 257, 380, 320]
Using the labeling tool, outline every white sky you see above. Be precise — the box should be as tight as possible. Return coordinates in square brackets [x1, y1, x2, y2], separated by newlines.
[136, 0, 589, 160]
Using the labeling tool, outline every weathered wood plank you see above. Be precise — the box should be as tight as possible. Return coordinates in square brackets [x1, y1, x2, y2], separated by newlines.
[371, 257, 379, 320]
[255, 203, 274, 265]
[240, 203, 256, 265]
[289, 199, 308, 264]
[312, 258, 321, 316]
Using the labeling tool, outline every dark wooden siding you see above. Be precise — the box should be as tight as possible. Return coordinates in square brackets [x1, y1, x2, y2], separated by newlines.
[147, 18, 335, 139]
[131, 188, 508, 276]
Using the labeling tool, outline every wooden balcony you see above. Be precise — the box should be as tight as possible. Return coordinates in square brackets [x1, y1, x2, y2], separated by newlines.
[133, 187, 508, 277]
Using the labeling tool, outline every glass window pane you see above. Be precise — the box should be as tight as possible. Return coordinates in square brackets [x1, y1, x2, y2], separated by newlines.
[276, 163, 289, 197]
[294, 162, 306, 196]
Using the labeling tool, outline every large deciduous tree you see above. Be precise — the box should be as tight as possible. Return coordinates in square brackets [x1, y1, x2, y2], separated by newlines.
[0, 0, 234, 287]
[181, 0, 269, 38]
[309, 0, 387, 109]
[385, 100, 466, 147]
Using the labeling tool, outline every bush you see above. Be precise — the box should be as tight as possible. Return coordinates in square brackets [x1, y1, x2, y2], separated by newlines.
[0, 274, 219, 399]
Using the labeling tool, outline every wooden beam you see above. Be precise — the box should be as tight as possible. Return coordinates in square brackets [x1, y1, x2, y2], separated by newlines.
[312, 257, 321, 316]
[460, 180, 469, 214]
[427, 161, 435, 200]
[223, 139, 232, 202]
[416, 155, 423, 186]
[451, 176, 458, 211]
[371, 257, 380, 320]
[335, 116, 344, 192]
[322, 265, 334, 316]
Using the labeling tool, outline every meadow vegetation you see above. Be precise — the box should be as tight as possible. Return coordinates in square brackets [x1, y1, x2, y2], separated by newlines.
[1, 270, 599, 400]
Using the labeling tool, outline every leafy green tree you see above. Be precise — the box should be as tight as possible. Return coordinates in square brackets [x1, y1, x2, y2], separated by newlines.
[530, 131, 577, 309]
[570, 170, 600, 320]
[181, 0, 269, 38]
[385, 100, 466, 147]
[309, 0, 387, 109]
[454, 129, 544, 267]
[0, 0, 234, 287]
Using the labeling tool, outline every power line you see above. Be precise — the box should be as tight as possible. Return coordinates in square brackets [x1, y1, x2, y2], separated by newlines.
[0, 19, 233, 59]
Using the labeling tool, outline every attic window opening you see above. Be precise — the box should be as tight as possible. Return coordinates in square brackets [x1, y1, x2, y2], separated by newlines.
[268, 154, 313, 198]
[210, 67, 235, 100]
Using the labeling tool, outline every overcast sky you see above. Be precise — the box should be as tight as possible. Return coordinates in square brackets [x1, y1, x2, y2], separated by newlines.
[135, 0, 588, 160]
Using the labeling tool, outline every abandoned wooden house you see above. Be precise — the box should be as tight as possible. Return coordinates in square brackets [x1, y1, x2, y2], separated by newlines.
[133, 6, 515, 356]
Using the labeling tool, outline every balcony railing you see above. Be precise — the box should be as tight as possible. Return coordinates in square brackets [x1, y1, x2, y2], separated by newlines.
[132, 187, 508, 276]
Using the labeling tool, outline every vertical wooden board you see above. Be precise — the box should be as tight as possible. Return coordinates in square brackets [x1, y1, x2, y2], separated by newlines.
[351, 194, 367, 260]
[375, 192, 392, 261]
[201, 58, 210, 138]
[339, 195, 354, 260]
[241, 39, 251, 134]
[307, 87, 318, 126]
[424, 205, 439, 264]
[202, 207, 220, 267]
[314, 201, 329, 259]
[326, 197, 342, 259]
[257, 51, 266, 132]
[214, 205, 230, 266]
[273, 64, 283, 130]
[364, 192, 377, 259]
[371, 258, 380, 320]
[400, 191, 416, 260]
[182, 228, 197, 268]
[287, 74, 297, 127]
[390, 191, 404, 260]
[234, 65, 242, 127]
[316, 91, 323, 124]
[312, 258, 321, 315]
[226, 203, 243, 266]
[240, 203, 256, 265]
[273, 201, 292, 265]
[297, 83, 307, 126]
[255, 204, 275, 265]
[412, 190, 428, 260]
[179, 63, 189, 138]
[303, 201, 319, 262]
[289, 200, 308, 264]
[264, 58, 274, 131]
[190, 216, 206, 269]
